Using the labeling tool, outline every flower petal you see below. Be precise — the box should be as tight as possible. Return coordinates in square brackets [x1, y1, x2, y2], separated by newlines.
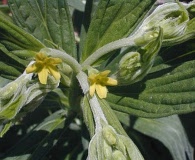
[88, 75, 96, 84]
[99, 70, 111, 77]
[26, 63, 37, 73]
[106, 78, 118, 86]
[89, 83, 96, 97]
[38, 68, 48, 84]
[48, 66, 61, 80]
[48, 57, 62, 65]
[36, 52, 47, 61]
[96, 84, 108, 99]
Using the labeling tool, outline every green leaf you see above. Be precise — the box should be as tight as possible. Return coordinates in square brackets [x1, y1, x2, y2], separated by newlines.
[8, 0, 77, 58]
[134, 115, 194, 160]
[98, 98, 127, 136]
[0, 43, 28, 67]
[0, 77, 11, 88]
[0, 12, 44, 51]
[81, 0, 156, 61]
[107, 60, 195, 118]
[0, 122, 12, 138]
[67, 0, 85, 12]
[1, 110, 69, 160]
[81, 96, 95, 137]
[0, 62, 21, 78]
[0, 95, 24, 120]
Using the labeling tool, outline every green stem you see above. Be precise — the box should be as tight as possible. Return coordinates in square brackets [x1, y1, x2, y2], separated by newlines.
[76, 71, 107, 131]
[45, 48, 81, 74]
[81, 37, 136, 68]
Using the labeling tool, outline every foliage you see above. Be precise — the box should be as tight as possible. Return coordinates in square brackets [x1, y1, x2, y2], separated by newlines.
[0, 0, 195, 159]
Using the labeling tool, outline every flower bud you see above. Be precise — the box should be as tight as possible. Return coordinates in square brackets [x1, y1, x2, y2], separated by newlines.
[0, 73, 32, 120]
[116, 27, 163, 85]
[135, 2, 189, 44]
[112, 150, 126, 160]
[102, 125, 117, 146]
[87, 122, 144, 160]
[103, 141, 112, 159]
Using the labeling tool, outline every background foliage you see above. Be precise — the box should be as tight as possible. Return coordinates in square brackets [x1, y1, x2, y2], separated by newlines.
[0, 0, 194, 160]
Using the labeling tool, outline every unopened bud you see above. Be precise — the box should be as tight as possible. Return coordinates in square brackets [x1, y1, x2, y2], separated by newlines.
[102, 126, 117, 146]
[112, 150, 126, 160]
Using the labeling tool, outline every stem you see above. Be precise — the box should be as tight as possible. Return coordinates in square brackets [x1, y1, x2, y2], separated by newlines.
[76, 71, 107, 132]
[82, 37, 136, 68]
[46, 48, 82, 74]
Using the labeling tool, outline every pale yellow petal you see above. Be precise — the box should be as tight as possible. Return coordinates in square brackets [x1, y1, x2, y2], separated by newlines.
[48, 66, 61, 80]
[89, 83, 96, 97]
[36, 52, 47, 61]
[88, 74, 97, 84]
[99, 70, 111, 77]
[38, 68, 48, 84]
[96, 84, 107, 99]
[26, 63, 37, 73]
[48, 57, 62, 65]
[106, 78, 118, 86]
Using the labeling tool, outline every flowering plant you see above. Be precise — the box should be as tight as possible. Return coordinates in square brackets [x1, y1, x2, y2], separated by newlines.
[0, 0, 195, 159]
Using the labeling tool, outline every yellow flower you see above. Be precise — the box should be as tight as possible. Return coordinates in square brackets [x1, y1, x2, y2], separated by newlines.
[26, 52, 62, 84]
[88, 70, 117, 99]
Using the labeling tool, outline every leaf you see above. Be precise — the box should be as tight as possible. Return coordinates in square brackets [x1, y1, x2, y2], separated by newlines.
[0, 62, 21, 78]
[134, 115, 194, 160]
[8, 0, 77, 58]
[107, 60, 195, 118]
[0, 77, 11, 88]
[0, 43, 28, 67]
[0, 122, 12, 138]
[1, 110, 70, 160]
[81, 0, 156, 61]
[81, 96, 95, 137]
[0, 12, 44, 51]
[67, 0, 85, 12]
[0, 95, 25, 120]
[98, 98, 127, 136]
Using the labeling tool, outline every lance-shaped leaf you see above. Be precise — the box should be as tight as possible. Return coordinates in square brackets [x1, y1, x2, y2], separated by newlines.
[0, 11, 44, 51]
[106, 60, 195, 118]
[0, 43, 30, 67]
[8, 0, 76, 58]
[81, 96, 95, 137]
[134, 115, 194, 160]
[81, 0, 156, 61]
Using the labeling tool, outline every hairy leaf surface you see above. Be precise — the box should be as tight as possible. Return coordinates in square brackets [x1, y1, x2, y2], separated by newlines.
[8, 0, 76, 58]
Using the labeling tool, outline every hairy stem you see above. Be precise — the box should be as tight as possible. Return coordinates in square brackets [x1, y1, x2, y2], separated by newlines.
[82, 37, 136, 68]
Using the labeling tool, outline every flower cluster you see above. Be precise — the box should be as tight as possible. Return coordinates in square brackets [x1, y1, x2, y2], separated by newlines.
[26, 52, 62, 84]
